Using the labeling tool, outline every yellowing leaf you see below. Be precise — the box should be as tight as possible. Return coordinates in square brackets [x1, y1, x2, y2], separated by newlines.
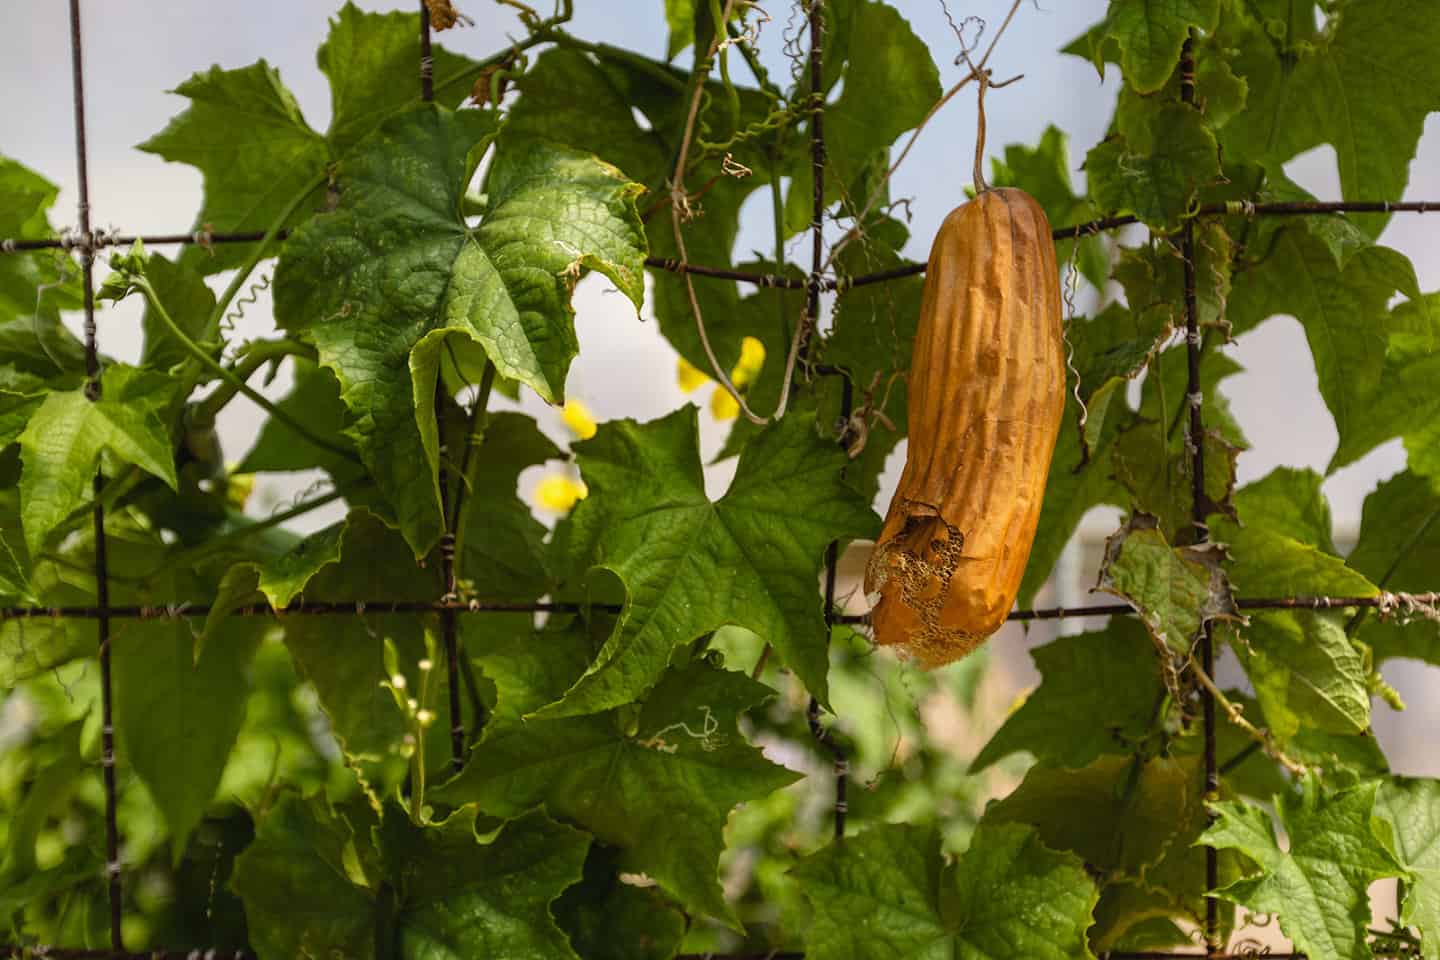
[709, 388, 739, 421]
[536, 474, 588, 513]
[562, 398, 598, 440]
[676, 356, 710, 393]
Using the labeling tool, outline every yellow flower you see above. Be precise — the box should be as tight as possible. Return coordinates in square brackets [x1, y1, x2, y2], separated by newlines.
[730, 336, 766, 388]
[225, 468, 255, 511]
[562, 398, 598, 440]
[709, 387, 740, 421]
[534, 474, 589, 513]
[676, 356, 711, 393]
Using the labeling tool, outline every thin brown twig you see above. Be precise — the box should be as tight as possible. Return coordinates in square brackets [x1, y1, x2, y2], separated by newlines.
[1189, 658, 1307, 777]
[825, 0, 1025, 267]
[670, 0, 771, 424]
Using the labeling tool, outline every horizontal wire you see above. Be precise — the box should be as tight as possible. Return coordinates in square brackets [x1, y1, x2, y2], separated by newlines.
[1, 591, 1431, 623]
[0, 947, 1396, 960]
[3, 200, 1435, 293]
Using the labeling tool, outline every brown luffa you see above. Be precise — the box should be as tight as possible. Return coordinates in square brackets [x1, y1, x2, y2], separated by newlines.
[864, 188, 1065, 666]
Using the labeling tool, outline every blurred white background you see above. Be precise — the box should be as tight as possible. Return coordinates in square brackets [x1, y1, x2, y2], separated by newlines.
[1, 1, 1437, 774]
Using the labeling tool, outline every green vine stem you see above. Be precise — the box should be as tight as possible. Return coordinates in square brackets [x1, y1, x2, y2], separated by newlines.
[152, 486, 348, 577]
[450, 359, 498, 565]
[133, 275, 361, 466]
[192, 337, 318, 426]
[205, 171, 326, 345]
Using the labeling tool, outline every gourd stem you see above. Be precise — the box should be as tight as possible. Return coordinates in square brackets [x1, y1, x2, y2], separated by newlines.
[972, 72, 989, 195]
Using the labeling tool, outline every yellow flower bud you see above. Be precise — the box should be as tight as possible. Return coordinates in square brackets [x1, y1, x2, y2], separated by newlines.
[535, 474, 589, 513]
[225, 466, 255, 511]
[676, 356, 711, 393]
[730, 335, 766, 388]
[709, 387, 740, 421]
[562, 398, 598, 440]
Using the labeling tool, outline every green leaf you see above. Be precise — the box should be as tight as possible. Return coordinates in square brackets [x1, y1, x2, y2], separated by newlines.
[138, 61, 327, 272]
[1210, 472, 1377, 740]
[810, 218, 920, 500]
[113, 612, 263, 863]
[236, 358, 362, 481]
[1084, 0, 1221, 93]
[986, 755, 1206, 882]
[317, 4, 481, 156]
[1225, 467, 1338, 554]
[275, 104, 645, 555]
[1071, 757, 1245, 951]
[664, 0, 695, 58]
[1332, 294, 1440, 479]
[381, 807, 589, 960]
[1202, 778, 1404, 960]
[554, 844, 688, 960]
[0, 297, 88, 383]
[1066, 303, 1163, 460]
[1219, 0, 1440, 237]
[455, 411, 560, 603]
[711, 263, 808, 473]
[0, 561, 103, 686]
[492, 48, 670, 190]
[991, 126, 1109, 287]
[1086, 99, 1220, 230]
[1230, 226, 1419, 471]
[217, 517, 348, 612]
[1116, 224, 1233, 335]
[139, 4, 482, 271]
[823, 0, 939, 190]
[1231, 612, 1371, 741]
[794, 821, 1098, 960]
[277, 511, 440, 798]
[651, 177, 759, 378]
[0, 155, 82, 322]
[137, 252, 220, 378]
[437, 644, 799, 927]
[1215, 691, 1387, 796]
[541, 406, 877, 717]
[972, 618, 1167, 772]
[0, 489, 34, 603]
[1347, 470, 1440, 666]
[230, 792, 377, 960]
[18, 365, 178, 560]
[0, 722, 86, 884]
[1097, 513, 1242, 655]
[1375, 778, 1440, 960]
[1019, 391, 1129, 606]
[1113, 424, 1239, 545]
[1215, 476, 1377, 601]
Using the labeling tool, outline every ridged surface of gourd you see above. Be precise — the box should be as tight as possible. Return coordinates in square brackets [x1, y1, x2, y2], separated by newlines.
[864, 187, 1064, 667]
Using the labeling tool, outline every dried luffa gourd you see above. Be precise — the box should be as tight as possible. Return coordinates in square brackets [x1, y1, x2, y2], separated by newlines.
[864, 187, 1065, 666]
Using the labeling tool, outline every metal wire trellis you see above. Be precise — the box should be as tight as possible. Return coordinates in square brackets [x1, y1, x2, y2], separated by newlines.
[1, 1, 1435, 957]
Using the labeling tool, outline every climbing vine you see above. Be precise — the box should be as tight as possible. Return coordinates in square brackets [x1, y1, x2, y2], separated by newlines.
[0, 1, 1439, 958]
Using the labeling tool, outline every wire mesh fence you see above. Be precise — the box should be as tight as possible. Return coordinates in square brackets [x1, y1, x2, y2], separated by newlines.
[1, 1, 1437, 957]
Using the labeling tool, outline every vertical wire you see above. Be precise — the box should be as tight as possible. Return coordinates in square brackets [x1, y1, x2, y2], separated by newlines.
[418, 0, 465, 772]
[68, 0, 123, 949]
[798, 0, 847, 843]
[1179, 33, 1220, 956]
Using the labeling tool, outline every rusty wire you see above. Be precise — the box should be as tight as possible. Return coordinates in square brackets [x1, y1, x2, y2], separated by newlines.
[64, 0, 123, 950]
[1177, 33, 1220, 956]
